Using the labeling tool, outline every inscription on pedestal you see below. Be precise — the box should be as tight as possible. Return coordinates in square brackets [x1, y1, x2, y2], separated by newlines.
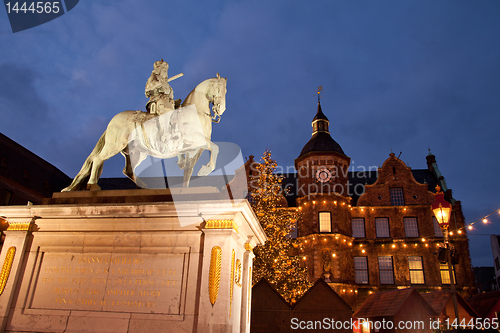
[30, 253, 185, 314]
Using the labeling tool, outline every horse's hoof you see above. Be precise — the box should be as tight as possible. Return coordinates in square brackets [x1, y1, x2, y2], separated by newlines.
[86, 183, 101, 191]
[197, 166, 212, 176]
[176, 161, 186, 169]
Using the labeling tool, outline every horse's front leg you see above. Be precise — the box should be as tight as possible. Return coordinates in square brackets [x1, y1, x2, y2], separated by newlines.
[197, 141, 219, 176]
[87, 157, 104, 191]
[177, 154, 186, 169]
[129, 149, 148, 188]
[183, 149, 203, 187]
[87, 134, 128, 190]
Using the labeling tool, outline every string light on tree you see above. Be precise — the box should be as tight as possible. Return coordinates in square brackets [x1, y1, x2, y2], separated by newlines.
[250, 150, 312, 303]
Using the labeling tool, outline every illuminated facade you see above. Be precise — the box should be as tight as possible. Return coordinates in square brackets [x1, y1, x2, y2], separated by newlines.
[290, 102, 475, 309]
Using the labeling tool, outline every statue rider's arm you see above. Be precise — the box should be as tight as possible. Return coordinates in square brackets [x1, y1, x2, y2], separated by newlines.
[145, 77, 162, 96]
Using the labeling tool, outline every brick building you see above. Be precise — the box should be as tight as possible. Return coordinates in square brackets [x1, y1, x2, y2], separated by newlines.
[0, 132, 70, 206]
[272, 101, 475, 309]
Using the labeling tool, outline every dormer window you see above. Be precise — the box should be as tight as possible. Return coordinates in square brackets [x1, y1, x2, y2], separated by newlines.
[390, 188, 404, 206]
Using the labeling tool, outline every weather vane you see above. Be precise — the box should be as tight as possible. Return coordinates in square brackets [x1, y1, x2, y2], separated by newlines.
[317, 86, 323, 102]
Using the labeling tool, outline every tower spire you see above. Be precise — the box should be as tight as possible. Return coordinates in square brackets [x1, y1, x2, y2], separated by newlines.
[312, 88, 329, 135]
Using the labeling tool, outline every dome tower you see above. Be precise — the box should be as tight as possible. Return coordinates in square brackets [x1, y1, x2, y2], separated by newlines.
[295, 101, 351, 198]
[294, 100, 355, 296]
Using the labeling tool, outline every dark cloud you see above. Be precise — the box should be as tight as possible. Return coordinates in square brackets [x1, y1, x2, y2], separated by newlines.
[0, 63, 48, 121]
[0, 63, 55, 142]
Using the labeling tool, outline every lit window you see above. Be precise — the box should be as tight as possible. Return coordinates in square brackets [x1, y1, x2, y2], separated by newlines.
[390, 188, 404, 206]
[433, 217, 444, 237]
[404, 217, 419, 237]
[378, 256, 394, 284]
[440, 263, 456, 284]
[375, 218, 390, 238]
[354, 257, 369, 284]
[409, 256, 424, 284]
[352, 218, 366, 238]
[319, 212, 331, 233]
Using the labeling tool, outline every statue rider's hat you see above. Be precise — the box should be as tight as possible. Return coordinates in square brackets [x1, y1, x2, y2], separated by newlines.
[154, 59, 169, 70]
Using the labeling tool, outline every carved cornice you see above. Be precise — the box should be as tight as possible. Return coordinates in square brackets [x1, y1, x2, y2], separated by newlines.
[6, 221, 32, 231]
[205, 219, 238, 233]
[0, 247, 16, 295]
[208, 246, 222, 305]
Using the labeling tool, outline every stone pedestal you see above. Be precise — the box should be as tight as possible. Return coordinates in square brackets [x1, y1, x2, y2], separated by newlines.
[0, 188, 265, 333]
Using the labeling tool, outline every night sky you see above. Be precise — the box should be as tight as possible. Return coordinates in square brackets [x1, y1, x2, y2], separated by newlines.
[1, 0, 499, 267]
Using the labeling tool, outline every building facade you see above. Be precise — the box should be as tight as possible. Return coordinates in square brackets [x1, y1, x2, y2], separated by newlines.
[289, 102, 475, 309]
[0, 132, 70, 206]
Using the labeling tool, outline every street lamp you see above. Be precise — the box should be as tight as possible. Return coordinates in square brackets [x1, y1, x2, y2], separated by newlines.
[432, 185, 459, 323]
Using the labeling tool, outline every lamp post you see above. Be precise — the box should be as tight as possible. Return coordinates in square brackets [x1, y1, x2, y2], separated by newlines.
[432, 185, 460, 323]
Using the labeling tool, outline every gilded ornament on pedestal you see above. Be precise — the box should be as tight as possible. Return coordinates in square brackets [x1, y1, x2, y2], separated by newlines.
[235, 259, 242, 287]
[205, 219, 239, 233]
[208, 246, 222, 305]
[244, 243, 254, 252]
[230, 249, 235, 317]
[0, 247, 16, 295]
[6, 222, 31, 231]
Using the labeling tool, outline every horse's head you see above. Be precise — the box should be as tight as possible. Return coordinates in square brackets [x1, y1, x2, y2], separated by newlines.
[207, 73, 227, 123]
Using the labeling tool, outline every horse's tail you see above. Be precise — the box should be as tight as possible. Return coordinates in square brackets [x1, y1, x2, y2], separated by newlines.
[61, 131, 107, 191]
[81, 131, 107, 171]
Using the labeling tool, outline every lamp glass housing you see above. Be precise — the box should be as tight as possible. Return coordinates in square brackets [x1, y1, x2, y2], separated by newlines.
[433, 205, 452, 229]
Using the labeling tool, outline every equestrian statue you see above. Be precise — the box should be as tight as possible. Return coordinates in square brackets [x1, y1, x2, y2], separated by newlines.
[62, 60, 227, 191]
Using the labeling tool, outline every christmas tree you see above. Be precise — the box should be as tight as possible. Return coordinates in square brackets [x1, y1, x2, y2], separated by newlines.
[250, 150, 312, 303]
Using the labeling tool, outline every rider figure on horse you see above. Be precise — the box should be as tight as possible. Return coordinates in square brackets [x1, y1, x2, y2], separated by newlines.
[145, 59, 175, 115]
[145, 59, 186, 151]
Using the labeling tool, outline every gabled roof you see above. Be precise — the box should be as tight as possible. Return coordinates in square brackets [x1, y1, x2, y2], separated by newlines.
[467, 290, 500, 318]
[354, 288, 436, 318]
[369, 152, 422, 187]
[421, 291, 478, 318]
[251, 278, 291, 311]
[292, 279, 352, 312]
